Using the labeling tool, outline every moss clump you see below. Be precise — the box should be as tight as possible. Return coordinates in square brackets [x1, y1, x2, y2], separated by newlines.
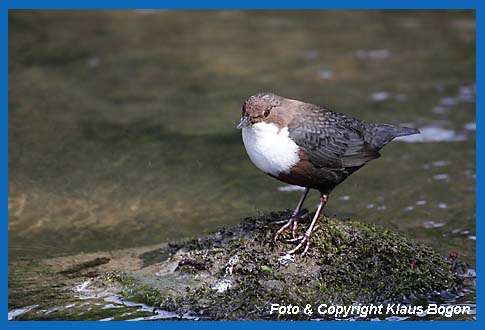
[110, 211, 468, 320]
[310, 219, 460, 303]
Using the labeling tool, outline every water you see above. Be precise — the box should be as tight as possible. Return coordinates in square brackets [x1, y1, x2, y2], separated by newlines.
[8, 10, 475, 319]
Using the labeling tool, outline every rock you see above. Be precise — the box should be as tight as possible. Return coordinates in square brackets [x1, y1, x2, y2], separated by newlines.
[105, 211, 469, 320]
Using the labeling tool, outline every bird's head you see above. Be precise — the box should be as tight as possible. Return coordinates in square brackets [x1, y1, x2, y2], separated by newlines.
[236, 93, 285, 129]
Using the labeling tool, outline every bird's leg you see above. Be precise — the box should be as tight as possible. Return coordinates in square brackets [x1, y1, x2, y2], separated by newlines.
[273, 188, 310, 241]
[287, 194, 329, 257]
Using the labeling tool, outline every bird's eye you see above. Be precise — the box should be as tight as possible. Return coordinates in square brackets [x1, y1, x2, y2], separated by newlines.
[263, 109, 271, 117]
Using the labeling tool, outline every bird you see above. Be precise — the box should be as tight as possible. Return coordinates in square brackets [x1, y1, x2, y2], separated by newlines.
[236, 93, 419, 256]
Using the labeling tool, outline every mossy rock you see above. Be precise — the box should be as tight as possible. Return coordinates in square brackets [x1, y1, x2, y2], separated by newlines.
[107, 211, 468, 320]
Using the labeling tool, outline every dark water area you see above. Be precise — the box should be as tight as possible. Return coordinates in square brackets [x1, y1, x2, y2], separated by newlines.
[8, 10, 475, 320]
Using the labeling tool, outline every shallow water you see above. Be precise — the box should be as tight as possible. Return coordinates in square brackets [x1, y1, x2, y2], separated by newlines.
[8, 10, 475, 319]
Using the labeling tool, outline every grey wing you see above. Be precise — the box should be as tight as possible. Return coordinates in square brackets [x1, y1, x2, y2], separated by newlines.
[288, 117, 380, 169]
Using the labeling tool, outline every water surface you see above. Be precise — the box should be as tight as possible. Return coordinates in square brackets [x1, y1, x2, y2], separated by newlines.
[8, 10, 475, 319]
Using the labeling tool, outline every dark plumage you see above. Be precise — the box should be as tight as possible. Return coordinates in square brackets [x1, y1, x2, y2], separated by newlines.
[286, 106, 419, 193]
[237, 93, 419, 256]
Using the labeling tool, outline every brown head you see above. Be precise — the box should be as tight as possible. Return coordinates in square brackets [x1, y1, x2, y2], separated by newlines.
[236, 93, 301, 129]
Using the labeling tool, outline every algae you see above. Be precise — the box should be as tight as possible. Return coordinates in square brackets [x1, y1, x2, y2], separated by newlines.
[111, 211, 469, 320]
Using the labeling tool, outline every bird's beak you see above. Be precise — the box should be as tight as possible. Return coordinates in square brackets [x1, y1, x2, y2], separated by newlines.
[236, 116, 251, 129]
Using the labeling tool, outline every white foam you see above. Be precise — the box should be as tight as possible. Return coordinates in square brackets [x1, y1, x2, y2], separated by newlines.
[432, 160, 450, 167]
[433, 174, 449, 181]
[465, 122, 476, 131]
[370, 91, 390, 101]
[319, 70, 334, 80]
[8, 305, 39, 320]
[277, 185, 306, 192]
[103, 295, 179, 320]
[423, 221, 445, 229]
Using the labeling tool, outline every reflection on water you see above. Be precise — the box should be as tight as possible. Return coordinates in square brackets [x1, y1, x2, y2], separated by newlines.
[9, 10, 475, 318]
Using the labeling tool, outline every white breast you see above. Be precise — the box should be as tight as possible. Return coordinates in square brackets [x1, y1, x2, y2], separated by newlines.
[242, 122, 300, 176]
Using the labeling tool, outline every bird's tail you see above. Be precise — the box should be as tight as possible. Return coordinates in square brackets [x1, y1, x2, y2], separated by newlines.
[368, 124, 420, 149]
[393, 126, 420, 137]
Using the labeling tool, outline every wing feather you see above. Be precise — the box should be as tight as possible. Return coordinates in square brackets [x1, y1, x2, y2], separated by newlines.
[288, 109, 380, 169]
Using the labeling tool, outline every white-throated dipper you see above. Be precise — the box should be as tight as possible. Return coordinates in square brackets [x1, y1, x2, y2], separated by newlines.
[237, 93, 419, 256]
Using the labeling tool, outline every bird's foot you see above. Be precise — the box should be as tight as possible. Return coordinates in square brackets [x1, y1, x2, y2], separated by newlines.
[285, 224, 320, 257]
[284, 194, 329, 257]
[273, 213, 309, 241]
[285, 225, 320, 242]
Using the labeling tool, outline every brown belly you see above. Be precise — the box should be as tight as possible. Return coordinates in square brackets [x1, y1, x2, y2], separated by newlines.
[270, 151, 355, 194]
[271, 162, 338, 194]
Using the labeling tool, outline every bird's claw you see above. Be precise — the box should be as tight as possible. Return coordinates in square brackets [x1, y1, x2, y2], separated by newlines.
[285, 225, 320, 256]
[274, 219, 294, 242]
[287, 234, 311, 256]
[273, 213, 309, 242]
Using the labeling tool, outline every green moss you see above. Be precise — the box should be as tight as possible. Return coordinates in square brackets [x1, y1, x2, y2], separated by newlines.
[305, 218, 463, 304]
[107, 211, 468, 320]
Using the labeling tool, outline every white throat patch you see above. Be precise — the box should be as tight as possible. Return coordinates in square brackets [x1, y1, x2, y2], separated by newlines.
[242, 122, 300, 176]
